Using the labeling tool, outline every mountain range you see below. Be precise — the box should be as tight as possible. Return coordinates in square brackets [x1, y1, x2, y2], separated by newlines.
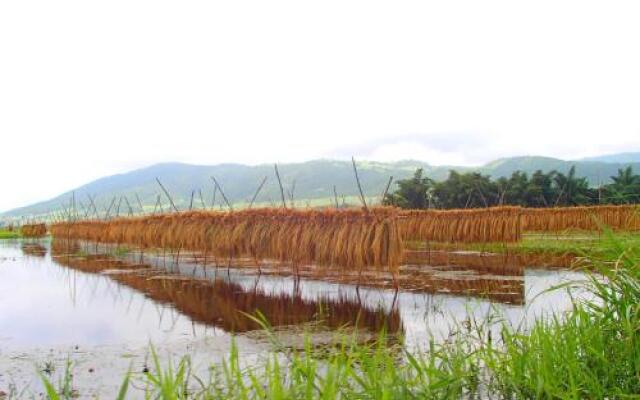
[3, 152, 640, 218]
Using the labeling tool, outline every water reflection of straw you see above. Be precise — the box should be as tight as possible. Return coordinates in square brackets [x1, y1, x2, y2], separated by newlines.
[51, 247, 402, 335]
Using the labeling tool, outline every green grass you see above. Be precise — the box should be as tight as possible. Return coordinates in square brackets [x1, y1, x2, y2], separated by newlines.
[37, 232, 640, 398]
[417, 231, 640, 259]
[0, 229, 20, 239]
[482, 231, 640, 398]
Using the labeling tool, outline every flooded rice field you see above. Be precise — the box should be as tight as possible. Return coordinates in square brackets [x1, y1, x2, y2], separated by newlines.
[0, 239, 587, 397]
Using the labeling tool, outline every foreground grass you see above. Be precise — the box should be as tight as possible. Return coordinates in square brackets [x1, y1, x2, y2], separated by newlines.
[485, 233, 640, 398]
[39, 233, 640, 399]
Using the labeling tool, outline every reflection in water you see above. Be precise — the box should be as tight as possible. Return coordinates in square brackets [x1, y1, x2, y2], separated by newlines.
[405, 249, 576, 271]
[20, 242, 47, 257]
[55, 239, 529, 305]
[51, 246, 401, 334]
[0, 239, 588, 351]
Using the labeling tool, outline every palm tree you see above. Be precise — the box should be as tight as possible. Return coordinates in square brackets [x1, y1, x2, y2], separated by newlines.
[553, 166, 593, 206]
[607, 166, 640, 204]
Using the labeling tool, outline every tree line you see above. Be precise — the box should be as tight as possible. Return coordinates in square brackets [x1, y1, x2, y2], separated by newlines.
[383, 166, 640, 209]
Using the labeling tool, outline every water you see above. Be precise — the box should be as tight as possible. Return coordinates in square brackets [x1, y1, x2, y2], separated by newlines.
[1, 239, 587, 349]
[0, 240, 583, 398]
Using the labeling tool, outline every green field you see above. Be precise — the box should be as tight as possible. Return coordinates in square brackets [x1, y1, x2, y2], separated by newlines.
[417, 231, 640, 259]
[0, 229, 20, 239]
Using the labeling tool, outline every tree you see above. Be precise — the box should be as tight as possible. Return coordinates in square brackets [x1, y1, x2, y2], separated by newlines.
[606, 166, 640, 204]
[525, 170, 556, 207]
[552, 166, 594, 206]
[497, 171, 530, 206]
[383, 166, 639, 210]
[433, 171, 497, 208]
[383, 168, 434, 209]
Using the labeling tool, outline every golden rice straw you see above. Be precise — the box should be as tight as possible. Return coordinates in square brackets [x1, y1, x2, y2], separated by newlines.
[20, 223, 47, 238]
[520, 205, 640, 232]
[50, 207, 403, 274]
[399, 206, 522, 243]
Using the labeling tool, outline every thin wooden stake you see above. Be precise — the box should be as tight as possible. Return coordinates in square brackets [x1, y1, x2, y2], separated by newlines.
[381, 176, 393, 204]
[87, 194, 99, 218]
[123, 196, 134, 216]
[274, 164, 287, 208]
[288, 179, 296, 208]
[351, 157, 368, 210]
[72, 191, 76, 221]
[152, 194, 162, 215]
[333, 185, 339, 208]
[135, 193, 144, 214]
[155, 177, 179, 212]
[115, 196, 123, 217]
[210, 176, 233, 211]
[198, 189, 206, 209]
[104, 196, 116, 219]
[78, 200, 89, 219]
[249, 176, 268, 209]
[211, 185, 218, 210]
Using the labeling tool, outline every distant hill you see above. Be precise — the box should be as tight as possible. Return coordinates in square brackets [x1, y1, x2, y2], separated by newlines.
[479, 156, 640, 184]
[3, 156, 640, 218]
[579, 152, 640, 164]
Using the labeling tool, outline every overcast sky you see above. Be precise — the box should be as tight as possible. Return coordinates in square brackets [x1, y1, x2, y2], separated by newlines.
[1, 1, 640, 212]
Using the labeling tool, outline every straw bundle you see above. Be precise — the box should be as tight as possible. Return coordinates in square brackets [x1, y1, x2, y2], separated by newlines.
[521, 205, 640, 232]
[399, 206, 522, 243]
[50, 208, 403, 273]
[20, 223, 47, 238]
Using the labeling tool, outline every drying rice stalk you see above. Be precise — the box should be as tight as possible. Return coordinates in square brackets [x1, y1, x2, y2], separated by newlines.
[20, 223, 47, 238]
[50, 208, 404, 274]
[520, 205, 640, 232]
[399, 206, 522, 243]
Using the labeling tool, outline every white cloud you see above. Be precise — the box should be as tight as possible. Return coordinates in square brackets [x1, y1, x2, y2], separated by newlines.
[1, 0, 640, 211]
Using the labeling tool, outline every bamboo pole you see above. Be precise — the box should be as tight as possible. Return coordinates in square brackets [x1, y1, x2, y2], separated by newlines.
[135, 193, 145, 214]
[274, 164, 287, 209]
[351, 157, 368, 210]
[104, 197, 116, 219]
[123, 196, 134, 216]
[381, 176, 393, 204]
[211, 185, 218, 210]
[249, 176, 268, 209]
[156, 178, 179, 212]
[87, 194, 99, 219]
[210, 176, 233, 211]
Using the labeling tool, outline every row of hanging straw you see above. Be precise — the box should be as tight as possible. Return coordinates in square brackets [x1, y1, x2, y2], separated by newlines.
[20, 223, 47, 238]
[399, 206, 523, 243]
[520, 205, 640, 232]
[50, 208, 403, 273]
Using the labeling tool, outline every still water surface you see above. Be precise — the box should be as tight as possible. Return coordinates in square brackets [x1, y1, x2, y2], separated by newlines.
[0, 239, 587, 351]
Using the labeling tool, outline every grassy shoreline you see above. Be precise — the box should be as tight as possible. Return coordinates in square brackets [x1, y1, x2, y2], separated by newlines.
[0, 229, 20, 239]
[410, 231, 640, 258]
